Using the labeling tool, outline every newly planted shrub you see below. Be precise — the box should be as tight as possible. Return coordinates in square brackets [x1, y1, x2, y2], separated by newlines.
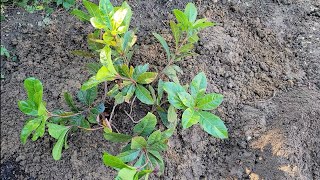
[18, 1, 227, 179]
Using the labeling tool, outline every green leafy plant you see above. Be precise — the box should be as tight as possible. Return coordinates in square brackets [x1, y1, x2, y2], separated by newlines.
[18, 1, 227, 179]
[6, 0, 75, 14]
[1, 44, 10, 58]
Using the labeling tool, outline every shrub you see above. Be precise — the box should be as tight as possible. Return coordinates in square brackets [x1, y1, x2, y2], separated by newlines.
[18, 1, 228, 179]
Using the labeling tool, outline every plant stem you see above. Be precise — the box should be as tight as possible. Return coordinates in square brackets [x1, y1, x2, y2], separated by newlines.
[116, 74, 136, 84]
[175, 35, 189, 55]
[109, 104, 117, 123]
[77, 126, 104, 131]
[124, 110, 140, 123]
[153, 35, 190, 86]
[49, 112, 82, 118]
[129, 95, 136, 115]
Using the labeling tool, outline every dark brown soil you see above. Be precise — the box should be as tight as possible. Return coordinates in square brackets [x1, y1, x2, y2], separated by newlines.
[1, 0, 319, 179]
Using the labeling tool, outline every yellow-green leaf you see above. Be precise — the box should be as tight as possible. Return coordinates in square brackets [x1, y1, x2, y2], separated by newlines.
[136, 72, 158, 84]
[196, 93, 223, 110]
[181, 108, 199, 129]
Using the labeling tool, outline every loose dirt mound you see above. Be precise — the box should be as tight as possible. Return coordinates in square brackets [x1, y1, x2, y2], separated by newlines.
[1, 0, 319, 179]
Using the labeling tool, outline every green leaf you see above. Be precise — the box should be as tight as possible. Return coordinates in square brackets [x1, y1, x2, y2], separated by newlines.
[173, 9, 189, 26]
[147, 130, 161, 145]
[117, 149, 140, 163]
[167, 105, 177, 123]
[190, 72, 207, 98]
[24, 77, 43, 106]
[18, 100, 38, 116]
[1, 45, 10, 58]
[71, 9, 90, 21]
[135, 169, 152, 179]
[112, 7, 128, 28]
[52, 126, 70, 160]
[179, 43, 194, 53]
[90, 17, 106, 29]
[193, 18, 215, 29]
[122, 31, 131, 50]
[163, 82, 186, 109]
[20, 117, 42, 144]
[70, 115, 90, 128]
[103, 152, 130, 169]
[196, 93, 223, 110]
[133, 112, 157, 136]
[120, 2, 132, 32]
[184, 3, 197, 23]
[86, 63, 102, 75]
[114, 92, 125, 104]
[81, 76, 102, 91]
[135, 85, 154, 105]
[162, 127, 175, 139]
[124, 84, 136, 103]
[178, 92, 195, 108]
[136, 72, 158, 84]
[96, 66, 117, 81]
[181, 108, 200, 129]
[170, 20, 181, 48]
[133, 64, 149, 79]
[163, 66, 179, 84]
[100, 46, 112, 67]
[134, 154, 146, 167]
[99, 0, 113, 15]
[77, 86, 97, 106]
[131, 136, 147, 149]
[148, 85, 157, 103]
[88, 103, 105, 123]
[118, 64, 131, 77]
[152, 32, 170, 61]
[188, 34, 199, 43]
[47, 123, 70, 139]
[31, 117, 46, 141]
[156, 106, 170, 128]
[63, 92, 79, 112]
[107, 84, 119, 97]
[148, 151, 164, 174]
[157, 79, 164, 105]
[148, 140, 167, 152]
[198, 111, 228, 139]
[118, 168, 137, 180]
[83, 0, 102, 18]
[37, 103, 47, 116]
[103, 131, 132, 143]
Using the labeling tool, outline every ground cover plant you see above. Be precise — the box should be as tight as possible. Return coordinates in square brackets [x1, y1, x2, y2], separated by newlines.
[17, 1, 228, 179]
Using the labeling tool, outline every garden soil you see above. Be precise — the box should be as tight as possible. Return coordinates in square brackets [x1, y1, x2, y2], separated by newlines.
[1, 0, 320, 179]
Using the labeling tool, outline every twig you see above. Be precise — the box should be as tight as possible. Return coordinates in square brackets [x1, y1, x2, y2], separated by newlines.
[49, 112, 82, 118]
[111, 124, 120, 133]
[77, 126, 104, 131]
[129, 95, 136, 115]
[109, 104, 117, 123]
[124, 110, 140, 123]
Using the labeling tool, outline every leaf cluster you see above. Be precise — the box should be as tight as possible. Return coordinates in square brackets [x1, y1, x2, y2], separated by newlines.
[18, 78, 106, 160]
